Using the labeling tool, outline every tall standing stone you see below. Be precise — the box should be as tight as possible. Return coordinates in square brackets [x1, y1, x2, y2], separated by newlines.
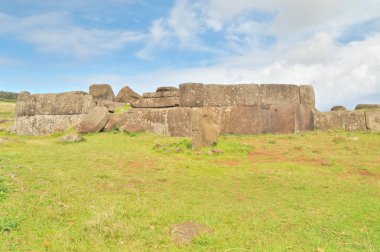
[191, 108, 219, 148]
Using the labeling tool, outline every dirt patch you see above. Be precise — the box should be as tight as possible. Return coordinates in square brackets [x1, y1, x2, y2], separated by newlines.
[249, 149, 329, 167]
[339, 168, 380, 182]
[170, 222, 213, 246]
[214, 160, 241, 166]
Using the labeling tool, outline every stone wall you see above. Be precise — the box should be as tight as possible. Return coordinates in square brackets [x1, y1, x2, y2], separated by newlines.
[14, 91, 95, 135]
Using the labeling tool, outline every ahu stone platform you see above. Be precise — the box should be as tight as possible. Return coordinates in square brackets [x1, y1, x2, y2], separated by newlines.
[11, 83, 380, 139]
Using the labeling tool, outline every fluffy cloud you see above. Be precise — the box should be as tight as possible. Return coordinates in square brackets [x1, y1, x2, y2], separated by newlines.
[133, 0, 380, 110]
[0, 12, 146, 58]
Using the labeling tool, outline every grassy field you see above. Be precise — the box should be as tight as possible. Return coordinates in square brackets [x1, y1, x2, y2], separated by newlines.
[0, 101, 380, 251]
[0, 100, 15, 120]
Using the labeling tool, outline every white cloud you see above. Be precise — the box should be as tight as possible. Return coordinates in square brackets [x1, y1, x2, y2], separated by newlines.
[0, 12, 146, 58]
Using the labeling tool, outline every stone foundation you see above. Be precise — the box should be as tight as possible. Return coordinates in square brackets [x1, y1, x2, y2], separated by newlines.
[14, 115, 85, 136]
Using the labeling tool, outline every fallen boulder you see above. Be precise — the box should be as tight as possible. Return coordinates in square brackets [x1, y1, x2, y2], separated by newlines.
[77, 107, 110, 133]
[115, 86, 141, 103]
[89, 84, 115, 102]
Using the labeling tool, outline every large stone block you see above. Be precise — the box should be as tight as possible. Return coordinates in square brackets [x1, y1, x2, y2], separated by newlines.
[14, 115, 85, 136]
[142, 91, 179, 98]
[191, 108, 219, 148]
[269, 103, 297, 134]
[115, 86, 141, 103]
[16, 91, 95, 117]
[167, 108, 192, 137]
[130, 97, 179, 108]
[268, 103, 314, 134]
[119, 108, 191, 136]
[295, 104, 315, 132]
[77, 107, 110, 133]
[203, 84, 260, 107]
[179, 83, 204, 107]
[365, 109, 380, 132]
[260, 84, 300, 106]
[89, 84, 115, 101]
[314, 110, 366, 131]
[220, 106, 269, 135]
[299, 85, 315, 107]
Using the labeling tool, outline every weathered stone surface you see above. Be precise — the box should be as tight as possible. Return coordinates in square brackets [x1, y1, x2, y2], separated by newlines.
[96, 100, 125, 113]
[314, 111, 366, 131]
[103, 113, 122, 132]
[203, 84, 260, 107]
[268, 103, 314, 134]
[16, 91, 95, 117]
[130, 97, 179, 108]
[14, 115, 85, 136]
[331, 106, 347, 111]
[89, 84, 115, 101]
[170, 222, 212, 246]
[119, 108, 192, 136]
[355, 104, 380, 110]
[119, 123, 145, 133]
[77, 107, 110, 133]
[156, 86, 178, 92]
[115, 86, 141, 103]
[191, 108, 219, 148]
[299, 85, 316, 107]
[167, 108, 192, 137]
[269, 103, 297, 134]
[365, 109, 380, 132]
[143, 91, 179, 98]
[220, 106, 269, 135]
[179, 83, 204, 107]
[295, 104, 315, 132]
[260, 84, 300, 106]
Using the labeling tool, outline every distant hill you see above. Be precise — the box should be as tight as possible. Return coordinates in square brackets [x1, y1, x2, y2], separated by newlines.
[0, 91, 18, 101]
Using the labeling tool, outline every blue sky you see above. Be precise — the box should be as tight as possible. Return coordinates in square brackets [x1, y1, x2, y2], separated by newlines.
[0, 0, 380, 110]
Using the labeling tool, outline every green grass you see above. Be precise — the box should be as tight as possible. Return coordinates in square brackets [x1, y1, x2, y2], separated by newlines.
[0, 130, 379, 251]
[0, 100, 15, 119]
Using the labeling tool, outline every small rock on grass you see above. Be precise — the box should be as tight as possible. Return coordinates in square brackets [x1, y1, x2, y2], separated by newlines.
[170, 222, 212, 246]
[60, 134, 85, 143]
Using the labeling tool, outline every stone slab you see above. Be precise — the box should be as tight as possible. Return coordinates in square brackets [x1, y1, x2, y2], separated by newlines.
[260, 84, 300, 106]
[130, 97, 179, 108]
[142, 91, 179, 98]
[220, 106, 269, 135]
[179, 83, 204, 107]
[365, 109, 380, 132]
[16, 91, 95, 117]
[119, 108, 192, 136]
[314, 110, 366, 131]
[299, 85, 315, 107]
[203, 84, 260, 107]
[14, 115, 85, 136]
